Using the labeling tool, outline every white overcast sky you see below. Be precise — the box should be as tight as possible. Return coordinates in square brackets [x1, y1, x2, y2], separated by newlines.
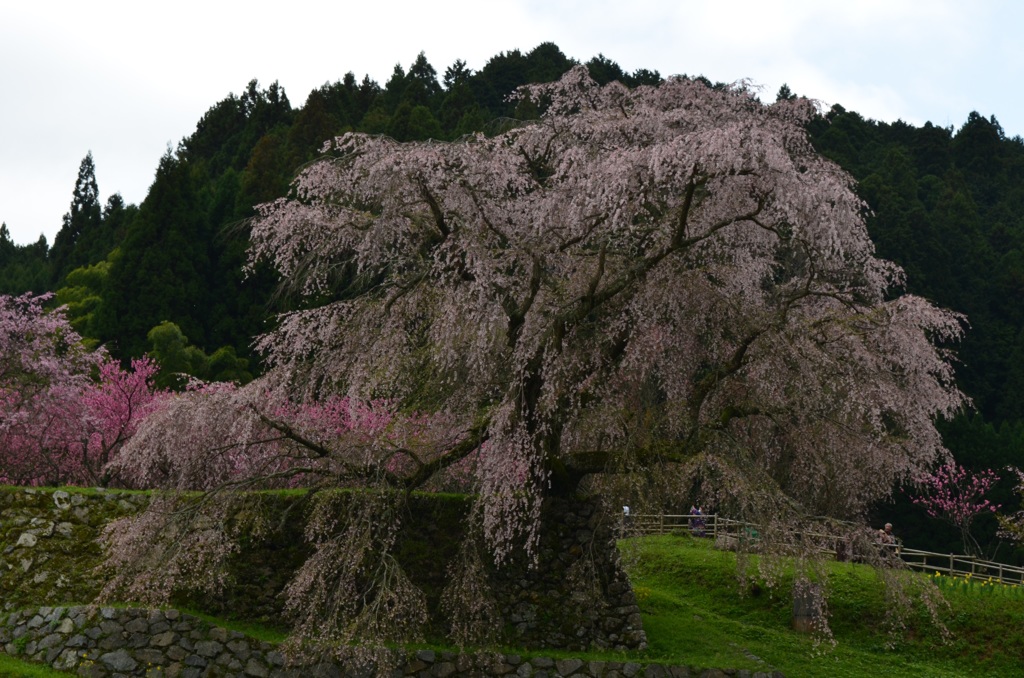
[2, 0, 1022, 245]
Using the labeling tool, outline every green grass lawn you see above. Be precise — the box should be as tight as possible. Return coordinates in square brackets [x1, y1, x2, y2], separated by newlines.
[627, 534, 1024, 677]
[0, 653, 74, 677]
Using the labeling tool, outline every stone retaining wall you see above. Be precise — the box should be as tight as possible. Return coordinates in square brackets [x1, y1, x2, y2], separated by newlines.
[487, 496, 646, 651]
[0, 606, 783, 678]
[0, 488, 146, 614]
[1, 488, 646, 653]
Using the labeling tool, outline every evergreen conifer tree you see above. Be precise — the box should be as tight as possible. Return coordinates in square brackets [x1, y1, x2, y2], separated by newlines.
[51, 152, 103, 284]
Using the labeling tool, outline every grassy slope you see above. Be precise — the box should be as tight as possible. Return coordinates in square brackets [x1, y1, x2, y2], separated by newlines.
[628, 535, 1024, 678]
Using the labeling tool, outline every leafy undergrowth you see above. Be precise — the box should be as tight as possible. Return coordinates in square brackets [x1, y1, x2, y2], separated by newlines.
[626, 535, 1024, 677]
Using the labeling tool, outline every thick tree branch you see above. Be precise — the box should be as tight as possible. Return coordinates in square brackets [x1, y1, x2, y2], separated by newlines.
[400, 416, 490, 491]
[418, 180, 450, 238]
[250, 406, 404, 486]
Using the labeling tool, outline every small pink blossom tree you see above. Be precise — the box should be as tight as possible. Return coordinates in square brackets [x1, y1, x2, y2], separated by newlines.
[0, 293, 100, 485]
[912, 462, 1000, 557]
[0, 293, 167, 486]
[101, 67, 968, 651]
[78, 357, 167, 485]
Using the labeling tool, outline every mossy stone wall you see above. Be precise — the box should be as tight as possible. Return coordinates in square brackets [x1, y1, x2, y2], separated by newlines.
[0, 488, 146, 612]
[0, 488, 645, 651]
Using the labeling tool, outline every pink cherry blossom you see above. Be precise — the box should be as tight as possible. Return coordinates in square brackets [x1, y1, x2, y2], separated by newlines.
[912, 462, 1000, 557]
[0, 293, 168, 486]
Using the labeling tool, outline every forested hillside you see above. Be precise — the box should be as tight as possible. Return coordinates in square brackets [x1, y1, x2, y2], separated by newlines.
[803, 105, 1024, 557]
[1, 42, 1022, 557]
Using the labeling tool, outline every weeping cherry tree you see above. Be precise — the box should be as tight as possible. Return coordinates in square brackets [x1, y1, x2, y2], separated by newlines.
[102, 66, 967, 652]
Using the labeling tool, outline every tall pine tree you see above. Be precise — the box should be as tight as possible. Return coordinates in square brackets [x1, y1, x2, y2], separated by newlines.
[51, 152, 103, 285]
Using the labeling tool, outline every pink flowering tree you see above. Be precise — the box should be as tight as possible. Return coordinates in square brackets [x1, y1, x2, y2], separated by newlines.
[101, 67, 967, 651]
[912, 463, 1000, 557]
[0, 293, 101, 485]
[78, 357, 168, 485]
[0, 293, 167, 486]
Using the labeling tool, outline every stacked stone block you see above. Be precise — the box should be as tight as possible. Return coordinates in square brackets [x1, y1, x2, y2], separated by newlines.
[0, 605, 783, 677]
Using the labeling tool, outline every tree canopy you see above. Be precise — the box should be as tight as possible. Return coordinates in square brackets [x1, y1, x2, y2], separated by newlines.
[101, 68, 968, 650]
[246, 66, 964, 518]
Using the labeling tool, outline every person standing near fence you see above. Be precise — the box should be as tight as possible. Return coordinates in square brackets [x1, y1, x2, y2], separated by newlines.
[690, 505, 706, 537]
[878, 523, 895, 544]
[878, 522, 901, 557]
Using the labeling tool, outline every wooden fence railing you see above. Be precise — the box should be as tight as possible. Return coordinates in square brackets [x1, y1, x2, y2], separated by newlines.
[625, 513, 1024, 587]
[624, 513, 719, 538]
[898, 547, 1024, 585]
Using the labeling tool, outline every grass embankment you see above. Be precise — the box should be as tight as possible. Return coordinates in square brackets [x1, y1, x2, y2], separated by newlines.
[628, 534, 1024, 677]
[4, 487, 1022, 677]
